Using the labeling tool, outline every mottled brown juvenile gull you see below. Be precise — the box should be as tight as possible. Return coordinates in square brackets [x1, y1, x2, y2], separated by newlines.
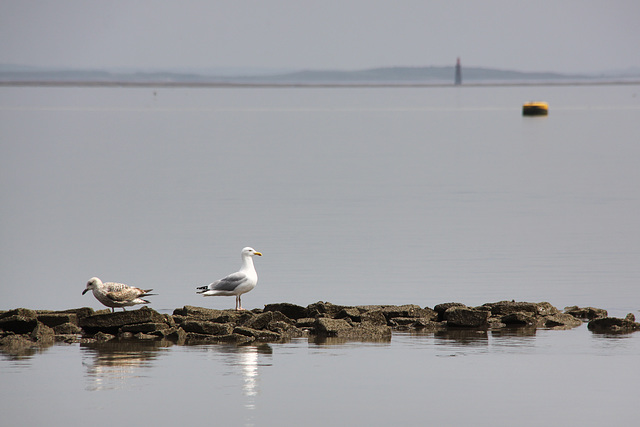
[196, 247, 262, 310]
[82, 277, 155, 313]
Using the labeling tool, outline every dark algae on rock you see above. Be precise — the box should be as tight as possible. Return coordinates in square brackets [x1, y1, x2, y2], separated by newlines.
[1, 301, 636, 356]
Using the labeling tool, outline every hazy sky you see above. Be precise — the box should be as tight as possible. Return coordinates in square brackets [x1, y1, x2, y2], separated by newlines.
[1, 0, 639, 73]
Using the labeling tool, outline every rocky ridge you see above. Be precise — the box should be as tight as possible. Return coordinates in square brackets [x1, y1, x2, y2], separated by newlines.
[1, 301, 638, 357]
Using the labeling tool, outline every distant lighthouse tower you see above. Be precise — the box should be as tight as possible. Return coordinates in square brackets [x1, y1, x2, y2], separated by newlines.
[454, 57, 462, 85]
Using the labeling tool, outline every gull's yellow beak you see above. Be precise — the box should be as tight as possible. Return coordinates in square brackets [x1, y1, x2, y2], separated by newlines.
[255, 251, 263, 256]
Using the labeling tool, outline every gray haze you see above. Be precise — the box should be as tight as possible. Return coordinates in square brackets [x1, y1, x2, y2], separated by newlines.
[1, 0, 639, 74]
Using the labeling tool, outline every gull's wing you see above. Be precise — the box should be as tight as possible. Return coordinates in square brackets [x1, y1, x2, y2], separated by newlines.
[209, 271, 248, 292]
[104, 283, 146, 302]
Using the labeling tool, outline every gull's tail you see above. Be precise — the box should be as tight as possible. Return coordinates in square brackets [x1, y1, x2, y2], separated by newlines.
[196, 285, 209, 294]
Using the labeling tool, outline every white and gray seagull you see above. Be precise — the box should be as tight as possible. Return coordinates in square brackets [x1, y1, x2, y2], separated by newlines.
[196, 247, 262, 310]
[82, 277, 155, 313]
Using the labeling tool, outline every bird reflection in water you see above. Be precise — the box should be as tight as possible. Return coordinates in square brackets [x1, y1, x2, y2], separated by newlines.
[240, 346, 259, 405]
[81, 340, 167, 391]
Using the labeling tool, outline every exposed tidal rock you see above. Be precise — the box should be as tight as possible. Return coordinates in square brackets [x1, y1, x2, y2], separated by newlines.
[483, 301, 558, 316]
[443, 307, 490, 328]
[313, 317, 392, 341]
[0, 308, 39, 334]
[2, 300, 633, 349]
[180, 320, 234, 336]
[588, 316, 640, 334]
[543, 313, 583, 329]
[264, 303, 308, 320]
[563, 306, 608, 320]
[173, 305, 256, 323]
[434, 303, 467, 321]
[500, 312, 537, 326]
[30, 323, 55, 344]
[79, 306, 166, 334]
[120, 322, 171, 334]
[245, 311, 293, 330]
[185, 332, 255, 345]
[36, 312, 78, 328]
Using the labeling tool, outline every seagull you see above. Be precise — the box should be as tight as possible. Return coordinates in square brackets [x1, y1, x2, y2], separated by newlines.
[196, 247, 262, 310]
[82, 277, 155, 313]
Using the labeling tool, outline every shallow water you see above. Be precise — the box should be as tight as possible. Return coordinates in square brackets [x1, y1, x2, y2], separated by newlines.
[2, 325, 640, 426]
[1, 84, 640, 425]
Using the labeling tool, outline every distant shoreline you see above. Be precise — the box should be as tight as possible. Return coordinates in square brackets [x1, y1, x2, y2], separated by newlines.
[2, 79, 640, 89]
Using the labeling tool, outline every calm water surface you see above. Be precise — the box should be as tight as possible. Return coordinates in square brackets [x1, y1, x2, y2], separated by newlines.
[1, 84, 640, 425]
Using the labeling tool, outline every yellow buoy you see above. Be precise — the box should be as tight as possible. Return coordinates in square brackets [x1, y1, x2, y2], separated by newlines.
[522, 101, 548, 116]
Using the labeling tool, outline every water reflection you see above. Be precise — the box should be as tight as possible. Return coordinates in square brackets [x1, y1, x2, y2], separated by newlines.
[195, 343, 272, 415]
[80, 340, 169, 391]
[397, 326, 542, 355]
[0, 338, 54, 361]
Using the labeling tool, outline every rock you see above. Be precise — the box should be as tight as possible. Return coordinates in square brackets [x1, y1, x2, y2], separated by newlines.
[306, 301, 349, 318]
[295, 318, 317, 328]
[30, 323, 55, 343]
[173, 305, 222, 318]
[120, 322, 171, 333]
[336, 307, 362, 321]
[245, 311, 293, 330]
[360, 310, 388, 326]
[163, 314, 176, 327]
[93, 331, 116, 342]
[233, 326, 282, 341]
[484, 301, 539, 316]
[269, 321, 307, 338]
[434, 303, 467, 321]
[535, 302, 559, 316]
[412, 318, 445, 330]
[39, 307, 97, 321]
[625, 313, 635, 322]
[79, 307, 166, 334]
[54, 322, 83, 335]
[543, 313, 582, 329]
[173, 306, 254, 324]
[180, 320, 233, 336]
[588, 317, 640, 333]
[36, 313, 78, 328]
[55, 334, 82, 344]
[376, 305, 438, 322]
[500, 312, 537, 326]
[185, 332, 254, 345]
[133, 332, 159, 340]
[313, 318, 391, 341]
[443, 307, 490, 328]
[0, 309, 38, 334]
[388, 317, 418, 327]
[313, 318, 353, 336]
[563, 306, 608, 320]
[486, 301, 561, 316]
[264, 303, 308, 320]
[166, 327, 187, 344]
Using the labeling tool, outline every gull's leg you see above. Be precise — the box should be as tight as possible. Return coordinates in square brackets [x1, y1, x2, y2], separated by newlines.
[111, 308, 115, 313]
